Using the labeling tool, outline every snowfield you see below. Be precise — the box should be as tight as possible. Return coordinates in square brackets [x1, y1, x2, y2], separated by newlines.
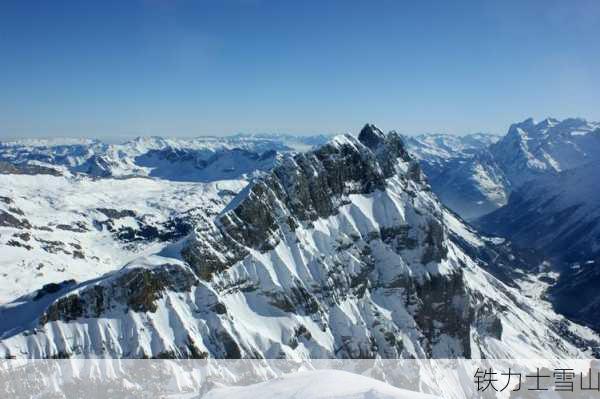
[0, 173, 245, 303]
[202, 369, 439, 399]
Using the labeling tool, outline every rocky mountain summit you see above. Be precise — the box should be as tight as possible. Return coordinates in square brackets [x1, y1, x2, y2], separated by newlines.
[1, 124, 597, 360]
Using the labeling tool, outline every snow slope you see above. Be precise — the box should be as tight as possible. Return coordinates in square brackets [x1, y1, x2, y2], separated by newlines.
[0, 134, 331, 302]
[404, 132, 499, 164]
[1, 125, 597, 362]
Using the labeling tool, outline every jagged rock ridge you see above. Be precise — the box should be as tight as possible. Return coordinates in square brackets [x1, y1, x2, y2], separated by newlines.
[0, 124, 597, 360]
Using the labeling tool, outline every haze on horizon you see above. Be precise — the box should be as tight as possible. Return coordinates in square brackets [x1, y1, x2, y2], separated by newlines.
[1, 0, 599, 140]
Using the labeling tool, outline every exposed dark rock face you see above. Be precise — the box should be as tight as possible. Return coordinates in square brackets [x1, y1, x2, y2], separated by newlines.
[0, 161, 61, 176]
[93, 207, 197, 244]
[0, 209, 31, 229]
[33, 280, 77, 301]
[7, 239, 32, 250]
[412, 269, 473, 357]
[96, 208, 136, 219]
[39, 264, 198, 324]
[13, 232, 31, 242]
[35, 238, 70, 255]
[421, 220, 447, 264]
[55, 222, 89, 233]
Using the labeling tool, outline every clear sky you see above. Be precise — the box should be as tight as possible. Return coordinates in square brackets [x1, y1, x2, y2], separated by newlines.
[1, 0, 599, 139]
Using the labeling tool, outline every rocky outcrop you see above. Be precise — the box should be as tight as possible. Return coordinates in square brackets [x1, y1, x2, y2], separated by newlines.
[39, 264, 198, 324]
[0, 209, 31, 229]
[0, 161, 61, 176]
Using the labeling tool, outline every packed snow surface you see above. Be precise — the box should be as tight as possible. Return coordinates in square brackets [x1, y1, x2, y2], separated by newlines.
[202, 369, 440, 399]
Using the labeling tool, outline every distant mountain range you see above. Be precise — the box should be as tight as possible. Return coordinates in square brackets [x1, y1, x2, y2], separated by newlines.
[0, 134, 332, 181]
[405, 118, 600, 220]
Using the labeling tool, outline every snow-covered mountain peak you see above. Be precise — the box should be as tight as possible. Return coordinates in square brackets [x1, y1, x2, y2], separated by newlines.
[507, 117, 597, 140]
[183, 128, 420, 278]
[490, 116, 600, 186]
[1, 124, 598, 361]
[511, 117, 536, 130]
[536, 117, 559, 129]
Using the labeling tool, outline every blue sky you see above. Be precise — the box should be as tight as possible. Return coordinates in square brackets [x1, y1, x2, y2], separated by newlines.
[1, 0, 599, 139]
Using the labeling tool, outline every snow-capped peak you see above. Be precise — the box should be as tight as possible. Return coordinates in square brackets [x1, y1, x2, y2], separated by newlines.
[1, 124, 596, 362]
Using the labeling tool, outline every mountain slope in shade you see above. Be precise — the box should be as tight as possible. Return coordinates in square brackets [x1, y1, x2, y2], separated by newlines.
[404, 133, 506, 220]
[0, 125, 597, 360]
[419, 149, 509, 220]
[476, 161, 600, 331]
[477, 161, 600, 263]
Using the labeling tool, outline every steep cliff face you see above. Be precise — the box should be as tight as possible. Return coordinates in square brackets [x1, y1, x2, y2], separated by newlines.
[0, 125, 597, 360]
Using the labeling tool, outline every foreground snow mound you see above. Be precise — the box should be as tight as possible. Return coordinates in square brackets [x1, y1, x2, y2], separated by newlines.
[0, 124, 597, 359]
[202, 369, 439, 399]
